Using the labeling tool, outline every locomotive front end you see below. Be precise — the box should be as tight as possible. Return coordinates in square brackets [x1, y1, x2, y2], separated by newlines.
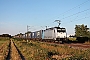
[56, 27, 67, 43]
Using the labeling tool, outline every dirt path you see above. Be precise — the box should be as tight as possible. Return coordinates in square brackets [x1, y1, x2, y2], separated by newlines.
[6, 39, 25, 60]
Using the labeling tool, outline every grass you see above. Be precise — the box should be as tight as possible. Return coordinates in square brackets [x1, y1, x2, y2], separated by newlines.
[15, 41, 49, 60]
[0, 37, 10, 60]
[14, 39, 90, 60]
[0, 37, 9, 46]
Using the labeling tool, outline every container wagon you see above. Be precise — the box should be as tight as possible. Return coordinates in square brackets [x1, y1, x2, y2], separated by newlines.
[35, 30, 44, 41]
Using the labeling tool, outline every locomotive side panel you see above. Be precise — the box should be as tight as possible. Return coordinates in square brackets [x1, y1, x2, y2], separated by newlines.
[44, 28, 55, 39]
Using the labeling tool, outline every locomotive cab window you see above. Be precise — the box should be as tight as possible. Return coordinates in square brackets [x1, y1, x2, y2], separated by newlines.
[57, 28, 66, 32]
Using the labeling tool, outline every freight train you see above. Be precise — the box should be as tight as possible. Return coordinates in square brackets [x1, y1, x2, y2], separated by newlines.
[14, 26, 89, 43]
[15, 27, 67, 43]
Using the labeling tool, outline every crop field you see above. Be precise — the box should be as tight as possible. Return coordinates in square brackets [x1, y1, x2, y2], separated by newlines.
[14, 40, 90, 60]
[0, 38, 23, 60]
[0, 37, 10, 60]
[0, 37, 90, 60]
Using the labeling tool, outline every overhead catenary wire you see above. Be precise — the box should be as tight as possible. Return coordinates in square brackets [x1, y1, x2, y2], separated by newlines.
[44, 0, 90, 28]
[59, 0, 90, 25]
[58, 0, 90, 17]
[71, 12, 90, 21]
[62, 11, 90, 24]
[61, 8, 90, 20]
[56, 0, 90, 25]
[57, 7, 90, 26]
[35, 0, 90, 28]
[62, 15, 90, 25]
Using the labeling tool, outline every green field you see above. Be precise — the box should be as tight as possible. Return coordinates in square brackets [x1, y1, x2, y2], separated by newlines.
[14, 39, 90, 60]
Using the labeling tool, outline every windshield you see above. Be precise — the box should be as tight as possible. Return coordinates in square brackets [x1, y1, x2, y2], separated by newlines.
[57, 28, 66, 32]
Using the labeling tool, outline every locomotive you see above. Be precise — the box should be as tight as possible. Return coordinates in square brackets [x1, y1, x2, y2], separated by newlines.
[43, 27, 67, 43]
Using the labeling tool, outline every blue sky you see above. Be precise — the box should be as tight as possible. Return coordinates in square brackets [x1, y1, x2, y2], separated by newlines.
[0, 0, 90, 36]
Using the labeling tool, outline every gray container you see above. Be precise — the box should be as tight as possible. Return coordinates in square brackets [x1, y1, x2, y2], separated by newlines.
[27, 32, 32, 38]
[36, 30, 42, 39]
[31, 32, 36, 38]
[22, 34, 25, 38]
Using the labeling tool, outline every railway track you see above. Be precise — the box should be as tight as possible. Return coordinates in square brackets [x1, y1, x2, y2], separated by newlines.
[40, 40, 90, 49]
[6, 39, 25, 60]
[67, 43, 90, 49]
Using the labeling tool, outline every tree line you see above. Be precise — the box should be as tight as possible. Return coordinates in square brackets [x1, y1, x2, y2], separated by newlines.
[0, 34, 12, 38]
[75, 24, 90, 38]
